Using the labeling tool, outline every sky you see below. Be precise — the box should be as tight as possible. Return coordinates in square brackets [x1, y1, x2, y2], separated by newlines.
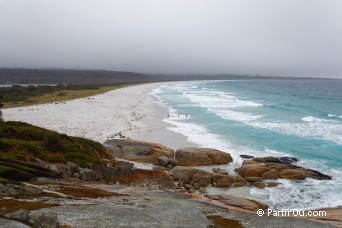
[0, 0, 342, 78]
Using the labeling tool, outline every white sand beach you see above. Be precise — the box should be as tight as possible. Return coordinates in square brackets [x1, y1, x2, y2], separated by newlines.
[3, 82, 195, 149]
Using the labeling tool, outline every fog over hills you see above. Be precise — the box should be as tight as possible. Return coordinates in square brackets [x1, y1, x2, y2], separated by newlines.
[1, 68, 326, 84]
[1, 1, 341, 79]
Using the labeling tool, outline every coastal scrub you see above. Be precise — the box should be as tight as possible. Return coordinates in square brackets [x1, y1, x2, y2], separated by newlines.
[0, 121, 115, 181]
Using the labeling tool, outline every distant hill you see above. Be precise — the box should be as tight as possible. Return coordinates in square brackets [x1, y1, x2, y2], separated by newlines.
[0, 68, 281, 84]
[0, 68, 152, 84]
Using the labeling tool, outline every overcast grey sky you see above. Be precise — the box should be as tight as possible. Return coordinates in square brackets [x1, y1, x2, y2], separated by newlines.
[0, 0, 341, 77]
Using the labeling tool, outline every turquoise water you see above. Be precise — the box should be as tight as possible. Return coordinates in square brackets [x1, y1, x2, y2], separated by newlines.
[153, 79, 342, 210]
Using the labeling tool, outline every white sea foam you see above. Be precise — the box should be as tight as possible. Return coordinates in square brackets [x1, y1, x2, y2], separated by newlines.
[263, 177, 342, 210]
[183, 88, 342, 145]
[251, 120, 342, 145]
[328, 113, 342, 119]
[183, 91, 262, 109]
[154, 82, 342, 210]
[171, 83, 342, 145]
[302, 116, 337, 123]
[213, 109, 264, 122]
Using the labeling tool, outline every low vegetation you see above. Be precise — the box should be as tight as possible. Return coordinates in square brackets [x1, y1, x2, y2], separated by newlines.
[0, 121, 115, 182]
[0, 82, 139, 108]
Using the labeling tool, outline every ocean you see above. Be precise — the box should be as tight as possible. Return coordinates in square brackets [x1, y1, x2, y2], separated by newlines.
[152, 79, 342, 210]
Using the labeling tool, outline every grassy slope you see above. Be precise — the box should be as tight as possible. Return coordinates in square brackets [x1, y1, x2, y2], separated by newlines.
[0, 121, 115, 182]
[1, 82, 142, 108]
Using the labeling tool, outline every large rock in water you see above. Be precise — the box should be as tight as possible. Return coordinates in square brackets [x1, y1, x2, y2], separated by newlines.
[235, 160, 332, 180]
[104, 139, 174, 164]
[175, 147, 232, 166]
[279, 168, 331, 180]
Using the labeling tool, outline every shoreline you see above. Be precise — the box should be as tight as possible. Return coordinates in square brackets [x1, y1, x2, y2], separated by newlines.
[3, 82, 195, 149]
[2, 81, 342, 226]
[128, 88, 197, 149]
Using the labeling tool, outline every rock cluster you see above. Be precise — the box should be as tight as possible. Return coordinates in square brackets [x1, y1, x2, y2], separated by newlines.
[236, 156, 331, 181]
[57, 162, 99, 182]
[172, 166, 212, 193]
[156, 156, 178, 169]
[171, 166, 249, 193]
[103, 140, 333, 192]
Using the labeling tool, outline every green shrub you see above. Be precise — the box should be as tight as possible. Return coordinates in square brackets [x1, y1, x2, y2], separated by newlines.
[43, 132, 66, 152]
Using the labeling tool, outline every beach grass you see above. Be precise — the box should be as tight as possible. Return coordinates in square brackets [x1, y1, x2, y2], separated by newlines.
[1, 82, 142, 108]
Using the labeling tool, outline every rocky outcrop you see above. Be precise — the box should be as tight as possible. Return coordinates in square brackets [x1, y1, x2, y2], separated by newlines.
[175, 147, 233, 166]
[235, 157, 332, 181]
[104, 139, 174, 164]
[283, 166, 331, 180]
